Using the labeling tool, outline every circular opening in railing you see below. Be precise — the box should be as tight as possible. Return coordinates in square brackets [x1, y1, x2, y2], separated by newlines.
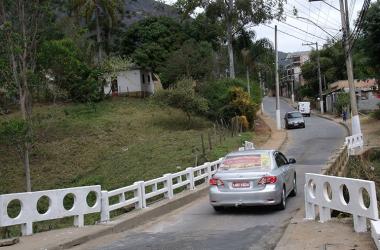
[7, 199, 22, 219]
[63, 193, 76, 211]
[323, 182, 332, 202]
[37, 195, 51, 214]
[86, 191, 98, 208]
[359, 187, 370, 209]
[339, 184, 350, 205]
[307, 179, 316, 199]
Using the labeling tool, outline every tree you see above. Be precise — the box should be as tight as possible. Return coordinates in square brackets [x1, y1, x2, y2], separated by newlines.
[176, 0, 284, 79]
[118, 16, 188, 72]
[159, 39, 214, 87]
[38, 38, 104, 103]
[0, 0, 51, 192]
[153, 78, 209, 125]
[70, 0, 124, 63]
[361, 0, 380, 77]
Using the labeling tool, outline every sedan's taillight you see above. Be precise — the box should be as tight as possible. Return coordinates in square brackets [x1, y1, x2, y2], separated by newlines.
[209, 177, 224, 186]
[258, 176, 277, 185]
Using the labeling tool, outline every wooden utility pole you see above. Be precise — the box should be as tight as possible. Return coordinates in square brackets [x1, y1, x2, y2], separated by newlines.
[275, 25, 281, 130]
[338, 0, 361, 135]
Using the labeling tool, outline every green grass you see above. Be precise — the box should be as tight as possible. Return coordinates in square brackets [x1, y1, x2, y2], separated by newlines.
[0, 97, 269, 194]
[0, 97, 269, 237]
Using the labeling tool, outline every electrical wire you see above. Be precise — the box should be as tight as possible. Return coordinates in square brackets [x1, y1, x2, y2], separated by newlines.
[278, 20, 329, 41]
[262, 24, 314, 43]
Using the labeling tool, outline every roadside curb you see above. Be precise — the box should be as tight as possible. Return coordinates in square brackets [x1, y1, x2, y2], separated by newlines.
[312, 112, 350, 137]
[257, 112, 288, 151]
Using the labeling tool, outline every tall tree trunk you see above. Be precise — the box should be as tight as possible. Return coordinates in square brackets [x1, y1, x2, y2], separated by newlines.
[19, 0, 32, 192]
[95, 3, 102, 64]
[226, 0, 235, 78]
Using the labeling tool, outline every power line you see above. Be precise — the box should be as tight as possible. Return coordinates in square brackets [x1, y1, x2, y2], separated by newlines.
[292, 0, 338, 27]
[263, 24, 314, 43]
[282, 12, 340, 31]
[278, 20, 329, 41]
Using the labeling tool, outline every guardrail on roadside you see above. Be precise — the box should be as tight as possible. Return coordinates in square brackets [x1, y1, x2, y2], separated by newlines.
[100, 160, 221, 223]
[0, 157, 223, 236]
[304, 173, 378, 232]
[345, 133, 364, 155]
[0, 186, 101, 235]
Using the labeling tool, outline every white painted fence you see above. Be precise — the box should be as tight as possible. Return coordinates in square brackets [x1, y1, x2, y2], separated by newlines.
[99, 159, 222, 223]
[345, 133, 364, 155]
[304, 173, 378, 232]
[0, 158, 223, 236]
[0, 185, 101, 235]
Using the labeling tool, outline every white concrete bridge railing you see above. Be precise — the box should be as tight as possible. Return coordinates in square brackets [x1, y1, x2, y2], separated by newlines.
[304, 173, 378, 233]
[0, 185, 101, 235]
[0, 158, 223, 236]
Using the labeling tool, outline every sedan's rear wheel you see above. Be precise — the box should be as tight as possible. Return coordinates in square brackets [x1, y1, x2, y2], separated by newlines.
[277, 188, 286, 210]
[290, 177, 297, 197]
[213, 206, 224, 212]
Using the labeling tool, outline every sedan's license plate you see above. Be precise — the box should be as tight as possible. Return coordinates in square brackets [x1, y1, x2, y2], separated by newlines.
[232, 182, 250, 188]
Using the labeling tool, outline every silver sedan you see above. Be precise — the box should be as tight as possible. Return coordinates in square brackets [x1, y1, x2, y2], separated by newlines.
[209, 149, 297, 211]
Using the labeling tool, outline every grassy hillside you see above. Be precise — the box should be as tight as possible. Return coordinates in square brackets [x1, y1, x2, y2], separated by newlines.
[0, 98, 269, 195]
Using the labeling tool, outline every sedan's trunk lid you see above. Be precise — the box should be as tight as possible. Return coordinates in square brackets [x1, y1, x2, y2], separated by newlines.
[214, 169, 269, 192]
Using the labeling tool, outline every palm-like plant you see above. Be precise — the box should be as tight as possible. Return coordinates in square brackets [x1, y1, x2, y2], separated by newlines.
[70, 0, 123, 63]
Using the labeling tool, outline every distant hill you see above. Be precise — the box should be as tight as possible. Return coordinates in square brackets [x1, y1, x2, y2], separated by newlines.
[121, 0, 179, 27]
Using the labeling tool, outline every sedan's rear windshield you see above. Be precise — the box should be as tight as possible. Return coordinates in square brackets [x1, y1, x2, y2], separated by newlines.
[287, 112, 303, 118]
[221, 153, 271, 170]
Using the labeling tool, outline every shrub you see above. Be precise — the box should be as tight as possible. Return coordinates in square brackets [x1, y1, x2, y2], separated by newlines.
[198, 78, 246, 119]
[153, 78, 208, 125]
[335, 92, 350, 115]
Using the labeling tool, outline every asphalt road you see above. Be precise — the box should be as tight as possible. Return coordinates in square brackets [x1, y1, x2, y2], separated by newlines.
[77, 97, 347, 250]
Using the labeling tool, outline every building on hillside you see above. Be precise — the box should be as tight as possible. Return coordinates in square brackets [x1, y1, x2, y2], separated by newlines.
[280, 51, 310, 97]
[324, 79, 379, 113]
[104, 67, 162, 97]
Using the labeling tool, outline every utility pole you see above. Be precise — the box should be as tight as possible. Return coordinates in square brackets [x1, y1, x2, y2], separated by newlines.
[309, 0, 362, 135]
[275, 25, 281, 130]
[339, 0, 361, 135]
[259, 71, 264, 114]
[303, 42, 324, 114]
[316, 42, 324, 114]
[291, 79, 295, 104]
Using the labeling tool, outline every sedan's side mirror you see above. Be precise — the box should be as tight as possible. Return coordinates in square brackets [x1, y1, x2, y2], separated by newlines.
[288, 158, 296, 164]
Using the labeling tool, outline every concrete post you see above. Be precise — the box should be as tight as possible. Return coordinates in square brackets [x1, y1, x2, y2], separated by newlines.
[74, 214, 84, 227]
[164, 174, 173, 199]
[353, 215, 367, 232]
[186, 167, 195, 190]
[100, 190, 110, 223]
[134, 181, 144, 209]
[319, 206, 331, 223]
[21, 222, 33, 236]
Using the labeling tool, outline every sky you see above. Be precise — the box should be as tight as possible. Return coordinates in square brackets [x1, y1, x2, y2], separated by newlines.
[162, 0, 365, 53]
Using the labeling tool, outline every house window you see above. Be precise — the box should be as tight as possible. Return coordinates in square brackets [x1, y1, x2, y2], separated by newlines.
[147, 74, 150, 83]
[142, 74, 145, 84]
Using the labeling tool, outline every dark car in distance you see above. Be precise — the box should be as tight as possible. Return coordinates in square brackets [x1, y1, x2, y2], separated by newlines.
[284, 111, 305, 129]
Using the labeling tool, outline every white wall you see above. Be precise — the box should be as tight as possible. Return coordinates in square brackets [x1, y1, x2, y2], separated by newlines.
[118, 70, 142, 93]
